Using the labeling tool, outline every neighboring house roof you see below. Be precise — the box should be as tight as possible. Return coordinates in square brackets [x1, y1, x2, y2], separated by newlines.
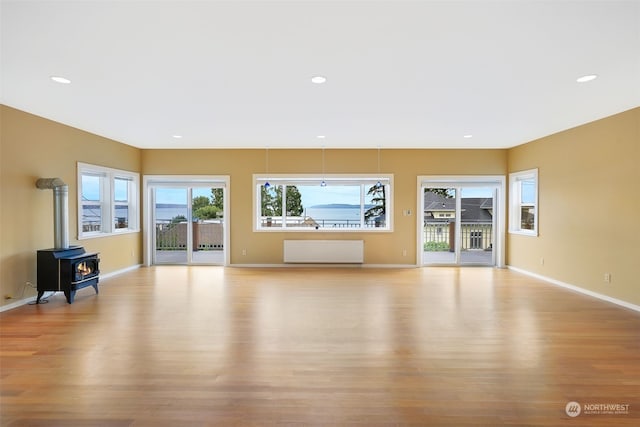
[301, 217, 319, 227]
[424, 191, 456, 211]
[423, 192, 493, 222]
[480, 198, 493, 210]
[459, 198, 493, 222]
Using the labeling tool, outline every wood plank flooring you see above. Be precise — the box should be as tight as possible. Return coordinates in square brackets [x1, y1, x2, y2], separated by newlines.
[1, 266, 639, 426]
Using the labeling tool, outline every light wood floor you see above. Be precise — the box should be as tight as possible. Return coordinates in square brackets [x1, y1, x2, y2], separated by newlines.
[1, 266, 639, 426]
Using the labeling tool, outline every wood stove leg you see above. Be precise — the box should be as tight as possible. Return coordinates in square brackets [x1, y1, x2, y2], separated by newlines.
[92, 284, 99, 294]
[36, 291, 45, 304]
[64, 290, 75, 304]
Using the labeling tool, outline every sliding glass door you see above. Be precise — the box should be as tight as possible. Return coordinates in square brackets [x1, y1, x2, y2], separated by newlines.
[153, 186, 189, 264]
[458, 187, 495, 265]
[420, 177, 505, 267]
[145, 176, 229, 266]
[422, 187, 458, 264]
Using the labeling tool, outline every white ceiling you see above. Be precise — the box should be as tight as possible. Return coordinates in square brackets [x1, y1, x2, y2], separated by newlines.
[1, 0, 639, 150]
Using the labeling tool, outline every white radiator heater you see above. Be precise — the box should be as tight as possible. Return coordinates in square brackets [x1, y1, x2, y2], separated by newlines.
[283, 240, 364, 263]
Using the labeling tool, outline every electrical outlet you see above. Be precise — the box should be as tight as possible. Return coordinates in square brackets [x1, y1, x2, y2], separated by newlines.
[540, 257, 544, 265]
[402, 249, 407, 257]
[242, 248, 247, 256]
[604, 273, 611, 283]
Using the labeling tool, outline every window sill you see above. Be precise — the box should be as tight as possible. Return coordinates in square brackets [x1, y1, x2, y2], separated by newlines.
[78, 229, 140, 240]
[255, 227, 391, 233]
[508, 229, 538, 237]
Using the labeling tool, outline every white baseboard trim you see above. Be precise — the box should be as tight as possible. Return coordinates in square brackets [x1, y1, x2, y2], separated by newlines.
[229, 263, 417, 268]
[0, 295, 38, 312]
[229, 263, 364, 268]
[508, 266, 640, 313]
[0, 264, 143, 312]
[100, 264, 142, 280]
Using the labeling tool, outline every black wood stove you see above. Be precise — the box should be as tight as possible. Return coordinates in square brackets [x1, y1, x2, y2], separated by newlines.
[36, 247, 100, 304]
[35, 177, 100, 304]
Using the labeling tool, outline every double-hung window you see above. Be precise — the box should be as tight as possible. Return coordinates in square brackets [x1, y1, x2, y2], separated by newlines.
[78, 163, 139, 238]
[254, 174, 393, 231]
[509, 168, 538, 236]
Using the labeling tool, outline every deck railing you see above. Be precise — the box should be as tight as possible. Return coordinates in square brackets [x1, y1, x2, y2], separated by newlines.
[260, 216, 381, 228]
[153, 220, 492, 251]
[424, 222, 493, 251]
[155, 221, 224, 251]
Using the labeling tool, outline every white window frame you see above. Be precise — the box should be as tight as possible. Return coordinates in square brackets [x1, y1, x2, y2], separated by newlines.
[142, 175, 230, 267]
[418, 175, 506, 268]
[78, 162, 140, 239]
[509, 168, 538, 236]
[253, 174, 393, 232]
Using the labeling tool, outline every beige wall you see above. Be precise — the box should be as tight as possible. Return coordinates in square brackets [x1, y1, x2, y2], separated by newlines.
[1, 106, 142, 307]
[2, 103, 637, 309]
[141, 148, 507, 265]
[507, 107, 639, 306]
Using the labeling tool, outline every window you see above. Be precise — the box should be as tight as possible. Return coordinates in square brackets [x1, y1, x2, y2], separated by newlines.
[254, 175, 392, 231]
[78, 163, 139, 238]
[509, 168, 538, 236]
[114, 177, 132, 229]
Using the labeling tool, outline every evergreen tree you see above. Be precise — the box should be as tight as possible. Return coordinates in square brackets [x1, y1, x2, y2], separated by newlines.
[194, 205, 221, 219]
[191, 190, 224, 220]
[365, 183, 386, 223]
[261, 185, 277, 216]
[192, 196, 210, 211]
[274, 185, 303, 216]
[424, 188, 454, 198]
[171, 215, 187, 224]
[210, 188, 224, 211]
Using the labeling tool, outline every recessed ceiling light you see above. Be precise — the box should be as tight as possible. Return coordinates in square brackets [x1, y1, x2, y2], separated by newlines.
[463, 134, 473, 139]
[316, 135, 326, 139]
[172, 135, 183, 139]
[50, 76, 71, 84]
[576, 74, 597, 83]
[311, 76, 327, 84]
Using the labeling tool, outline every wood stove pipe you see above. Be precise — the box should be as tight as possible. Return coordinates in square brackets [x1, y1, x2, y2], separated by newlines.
[36, 178, 69, 249]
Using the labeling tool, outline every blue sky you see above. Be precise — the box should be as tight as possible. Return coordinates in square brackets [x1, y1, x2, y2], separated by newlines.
[520, 181, 536, 203]
[82, 176, 136, 201]
[155, 185, 366, 207]
[155, 187, 210, 204]
[297, 185, 360, 207]
[460, 188, 494, 198]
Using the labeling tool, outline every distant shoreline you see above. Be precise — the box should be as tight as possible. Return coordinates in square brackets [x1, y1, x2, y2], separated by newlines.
[309, 204, 374, 209]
